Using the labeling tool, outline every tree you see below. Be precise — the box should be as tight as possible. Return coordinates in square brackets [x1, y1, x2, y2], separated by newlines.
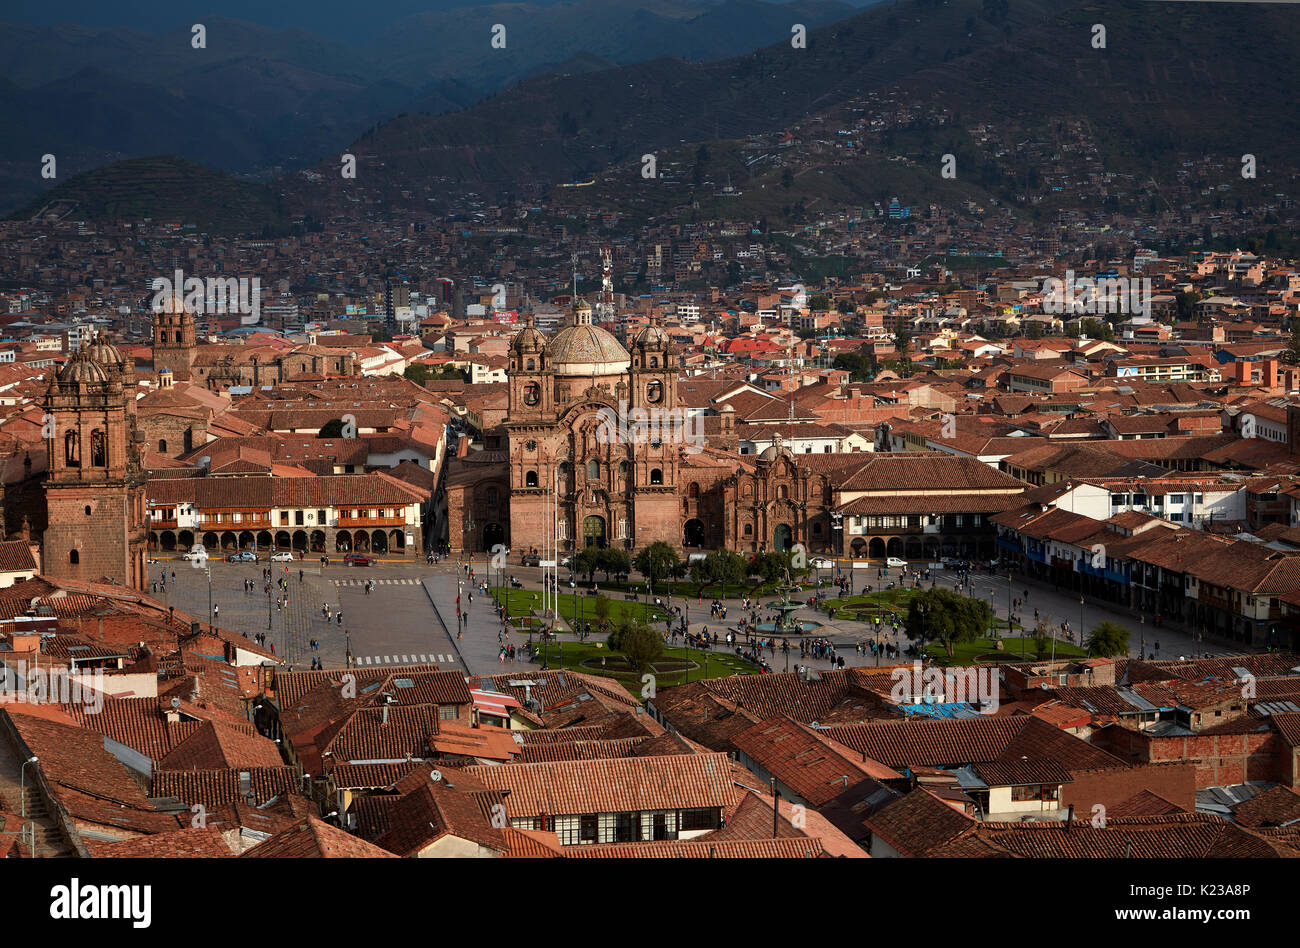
[809, 294, 832, 312]
[592, 595, 612, 629]
[607, 619, 663, 673]
[903, 587, 993, 659]
[574, 546, 601, 582]
[1086, 620, 1130, 658]
[833, 352, 873, 382]
[404, 363, 431, 385]
[633, 541, 679, 589]
[317, 418, 346, 438]
[596, 547, 630, 581]
[694, 549, 747, 597]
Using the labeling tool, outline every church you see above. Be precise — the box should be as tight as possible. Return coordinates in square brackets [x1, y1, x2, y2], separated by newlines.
[2, 334, 149, 591]
[446, 299, 682, 555]
[444, 301, 1026, 560]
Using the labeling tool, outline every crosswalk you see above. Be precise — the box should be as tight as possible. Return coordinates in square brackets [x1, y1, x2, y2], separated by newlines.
[354, 653, 460, 666]
[335, 578, 424, 587]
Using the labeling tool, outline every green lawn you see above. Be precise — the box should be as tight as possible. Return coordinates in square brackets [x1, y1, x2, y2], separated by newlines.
[823, 586, 922, 620]
[926, 635, 1089, 667]
[491, 587, 670, 628]
[521, 639, 756, 694]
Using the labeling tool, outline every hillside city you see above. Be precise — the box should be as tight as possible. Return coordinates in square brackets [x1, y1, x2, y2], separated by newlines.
[0, 0, 1296, 877]
[0, 200, 1299, 862]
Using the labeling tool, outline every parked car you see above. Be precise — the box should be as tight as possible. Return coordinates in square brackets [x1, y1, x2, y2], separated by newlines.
[181, 549, 209, 561]
[809, 556, 835, 569]
[269, 552, 295, 562]
[886, 556, 908, 568]
[520, 553, 540, 567]
[226, 551, 257, 563]
[344, 553, 377, 567]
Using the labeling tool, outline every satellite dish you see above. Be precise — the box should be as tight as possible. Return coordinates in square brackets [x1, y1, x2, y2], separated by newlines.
[429, 769, 442, 782]
[171, 698, 181, 709]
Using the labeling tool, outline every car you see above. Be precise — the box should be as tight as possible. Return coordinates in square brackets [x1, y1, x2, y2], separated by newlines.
[520, 553, 540, 567]
[886, 556, 908, 568]
[181, 549, 209, 561]
[809, 556, 834, 569]
[344, 553, 377, 567]
[226, 551, 257, 563]
[269, 552, 295, 562]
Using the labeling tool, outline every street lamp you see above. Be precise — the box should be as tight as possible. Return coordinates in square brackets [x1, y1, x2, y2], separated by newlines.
[20, 756, 38, 819]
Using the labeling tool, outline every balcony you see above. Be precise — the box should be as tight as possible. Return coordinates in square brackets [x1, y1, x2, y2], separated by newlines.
[338, 516, 407, 528]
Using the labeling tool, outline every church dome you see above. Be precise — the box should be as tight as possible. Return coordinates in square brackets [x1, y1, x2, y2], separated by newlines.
[634, 322, 672, 351]
[511, 318, 547, 354]
[547, 323, 630, 377]
[86, 332, 126, 369]
[758, 443, 793, 463]
[57, 348, 108, 384]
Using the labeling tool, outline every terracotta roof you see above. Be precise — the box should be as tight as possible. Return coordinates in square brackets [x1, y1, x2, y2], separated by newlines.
[732, 717, 900, 805]
[87, 826, 234, 858]
[150, 766, 300, 808]
[156, 720, 285, 771]
[463, 753, 738, 818]
[564, 837, 831, 858]
[241, 815, 396, 858]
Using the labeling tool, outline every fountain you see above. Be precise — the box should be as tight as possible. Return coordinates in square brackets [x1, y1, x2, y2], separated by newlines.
[754, 568, 822, 634]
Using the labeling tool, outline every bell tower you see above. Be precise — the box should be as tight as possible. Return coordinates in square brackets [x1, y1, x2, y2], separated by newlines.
[153, 292, 197, 379]
[42, 346, 148, 589]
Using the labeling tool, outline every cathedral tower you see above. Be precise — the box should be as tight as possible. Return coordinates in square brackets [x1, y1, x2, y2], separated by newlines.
[153, 292, 197, 379]
[42, 344, 148, 589]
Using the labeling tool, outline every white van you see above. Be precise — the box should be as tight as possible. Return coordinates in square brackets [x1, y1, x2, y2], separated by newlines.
[886, 556, 908, 568]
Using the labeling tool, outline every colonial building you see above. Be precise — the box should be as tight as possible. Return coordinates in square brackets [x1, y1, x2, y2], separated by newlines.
[146, 472, 427, 556]
[0, 335, 149, 589]
[446, 301, 1026, 558]
[152, 294, 359, 390]
[446, 301, 682, 553]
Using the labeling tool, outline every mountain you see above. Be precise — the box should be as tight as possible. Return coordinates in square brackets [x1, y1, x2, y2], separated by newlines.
[0, 0, 861, 213]
[295, 0, 1300, 213]
[11, 157, 288, 236]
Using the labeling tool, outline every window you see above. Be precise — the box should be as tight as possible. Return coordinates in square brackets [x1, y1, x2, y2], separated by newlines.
[84, 505, 91, 516]
[1170, 494, 1185, 504]
[689, 482, 699, 498]
[295, 510, 304, 525]
[526, 470, 538, 487]
[318, 510, 326, 524]
[615, 813, 636, 842]
[1194, 494, 1204, 504]
[744, 523, 753, 536]
[813, 522, 823, 535]
[1011, 784, 1059, 802]
[649, 356, 659, 369]
[588, 459, 600, 480]
[580, 815, 598, 843]
[777, 485, 788, 500]
[65, 430, 80, 467]
[680, 808, 719, 831]
[280, 512, 289, 526]
[69, 550, 79, 565]
[619, 461, 628, 473]
[90, 429, 106, 467]
[485, 487, 498, 506]
[158, 439, 167, 452]
[650, 468, 663, 485]
[525, 359, 535, 371]
[438, 705, 457, 720]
